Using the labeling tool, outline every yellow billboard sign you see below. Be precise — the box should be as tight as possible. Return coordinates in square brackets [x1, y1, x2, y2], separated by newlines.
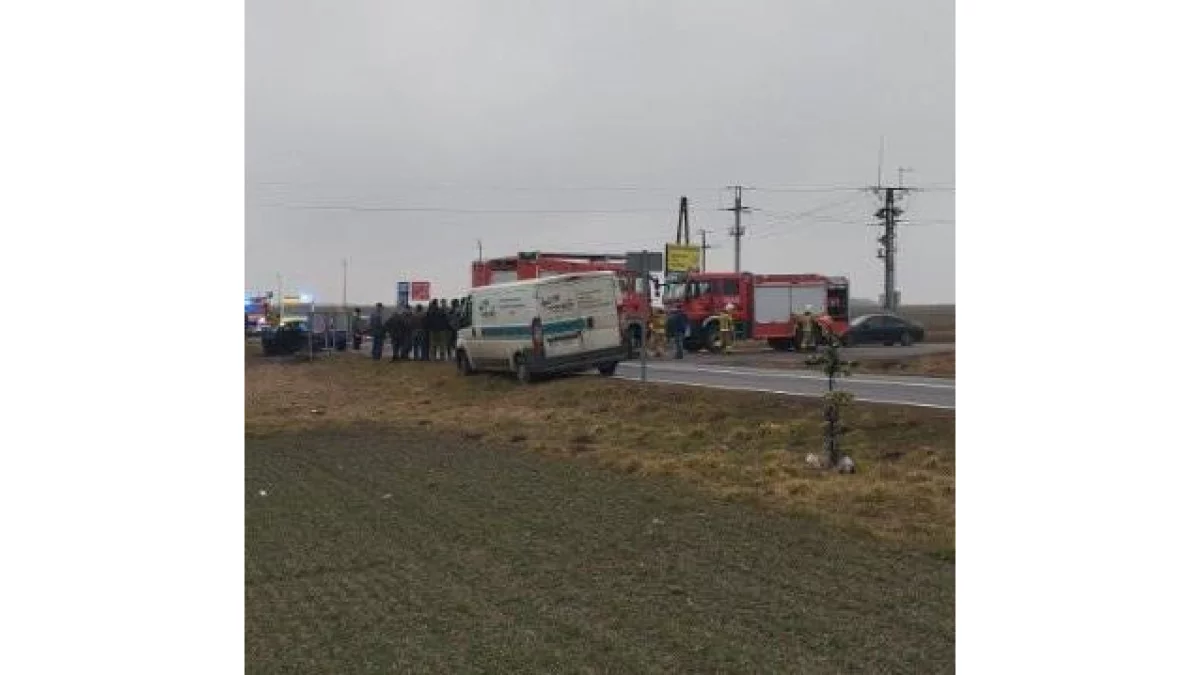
[664, 243, 701, 273]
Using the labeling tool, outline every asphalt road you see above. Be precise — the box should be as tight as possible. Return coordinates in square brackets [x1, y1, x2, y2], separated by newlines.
[739, 342, 954, 360]
[342, 339, 955, 410]
[613, 360, 956, 410]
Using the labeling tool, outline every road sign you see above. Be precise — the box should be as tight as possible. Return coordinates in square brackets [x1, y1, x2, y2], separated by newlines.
[664, 243, 701, 273]
[396, 281, 410, 306]
[625, 251, 664, 274]
[411, 281, 431, 302]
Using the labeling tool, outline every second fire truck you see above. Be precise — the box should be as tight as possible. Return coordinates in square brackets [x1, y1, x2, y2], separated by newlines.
[662, 271, 850, 352]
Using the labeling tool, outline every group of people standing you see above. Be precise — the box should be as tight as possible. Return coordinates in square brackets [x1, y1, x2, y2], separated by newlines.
[349, 300, 833, 366]
[353, 299, 467, 362]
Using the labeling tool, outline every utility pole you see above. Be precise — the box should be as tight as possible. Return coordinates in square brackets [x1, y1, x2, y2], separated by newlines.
[341, 258, 348, 309]
[698, 229, 713, 271]
[724, 186, 751, 274]
[675, 196, 691, 245]
[476, 239, 483, 262]
[871, 185, 911, 311]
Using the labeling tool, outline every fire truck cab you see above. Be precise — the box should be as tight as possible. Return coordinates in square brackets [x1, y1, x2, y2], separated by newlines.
[471, 252, 650, 347]
[663, 272, 850, 352]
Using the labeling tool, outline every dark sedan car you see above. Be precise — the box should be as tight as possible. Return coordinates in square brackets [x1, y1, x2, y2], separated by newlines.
[261, 318, 348, 356]
[840, 313, 926, 347]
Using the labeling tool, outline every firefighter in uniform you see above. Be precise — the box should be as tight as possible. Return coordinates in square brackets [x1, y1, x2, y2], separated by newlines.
[718, 304, 735, 354]
[796, 305, 816, 352]
[815, 310, 836, 347]
[648, 308, 667, 357]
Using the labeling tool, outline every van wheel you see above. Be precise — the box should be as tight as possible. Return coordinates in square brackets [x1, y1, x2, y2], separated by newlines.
[900, 331, 914, 347]
[514, 356, 533, 384]
[597, 362, 618, 377]
[456, 350, 475, 376]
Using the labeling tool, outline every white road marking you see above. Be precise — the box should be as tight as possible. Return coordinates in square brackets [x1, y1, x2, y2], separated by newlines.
[612, 375, 956, 410]
[621, 362, 955, 389]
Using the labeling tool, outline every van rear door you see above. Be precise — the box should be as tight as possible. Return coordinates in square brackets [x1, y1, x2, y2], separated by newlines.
[573, 275, 622, 353]
[533, 276, 588, 361]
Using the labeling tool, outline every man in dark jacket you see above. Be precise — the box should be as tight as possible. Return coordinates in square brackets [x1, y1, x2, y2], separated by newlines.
[385, 307, 405, 362]
[368, 303, 385, 361]
[428, 300, 449, 361]
[448, 298, 462, 356]
[666, 307, 688, 360]
[412, 304, 428, 361]
[351, 307, 364, 350]
[438, 299, 455, 361]
[396, 305, 414, 359]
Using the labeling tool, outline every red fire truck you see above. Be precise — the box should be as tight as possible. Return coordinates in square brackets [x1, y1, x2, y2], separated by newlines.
[662, 272, 851, 352]
[470, 251, 651, 341]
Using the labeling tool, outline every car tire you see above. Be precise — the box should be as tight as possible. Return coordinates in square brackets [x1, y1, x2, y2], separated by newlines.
[900, 332, 913, 347]
[597, 361, 618, 377]
[841, 334, 855, 348]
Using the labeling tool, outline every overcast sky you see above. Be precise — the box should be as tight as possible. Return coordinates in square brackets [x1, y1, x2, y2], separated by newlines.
[246, 0, 954, 305]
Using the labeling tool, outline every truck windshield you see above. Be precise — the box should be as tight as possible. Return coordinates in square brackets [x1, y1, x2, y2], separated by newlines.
[663, 283, 687, 302]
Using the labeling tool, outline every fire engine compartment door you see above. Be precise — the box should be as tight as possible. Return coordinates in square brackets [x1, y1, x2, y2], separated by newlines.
[788, 285, 827, 317]
[753, 286, 794, 324]
[753, 284, 828, 323]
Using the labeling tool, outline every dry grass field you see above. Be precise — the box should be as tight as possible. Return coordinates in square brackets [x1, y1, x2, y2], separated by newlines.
[718, 347, 955, 378]
[246, 350, 955, 673]
[898, 304, 956, 344]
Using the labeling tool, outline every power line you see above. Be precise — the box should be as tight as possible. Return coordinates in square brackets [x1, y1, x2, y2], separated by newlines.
[753, 185, 865, 193]
[755, 193, 870, 221]
[747, 194, 871, 237]
[252, 180, 889, 194]
[254, 203, 680, 215]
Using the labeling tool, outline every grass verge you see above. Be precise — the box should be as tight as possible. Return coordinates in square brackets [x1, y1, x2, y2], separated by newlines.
[247, 349, 954, 553]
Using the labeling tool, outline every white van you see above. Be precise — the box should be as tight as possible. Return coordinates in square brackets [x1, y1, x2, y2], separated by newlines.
[455, 271, 626, 382]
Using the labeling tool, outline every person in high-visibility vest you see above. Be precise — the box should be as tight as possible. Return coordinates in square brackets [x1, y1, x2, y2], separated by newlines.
[815, 311, 836, 347]
[718, 304, 735, 354]
[797, 305, 816, 352]
[648, 309, 667, 357]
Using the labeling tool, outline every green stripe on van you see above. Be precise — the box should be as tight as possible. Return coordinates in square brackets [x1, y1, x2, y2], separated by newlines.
[478, 317, 588, 338]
